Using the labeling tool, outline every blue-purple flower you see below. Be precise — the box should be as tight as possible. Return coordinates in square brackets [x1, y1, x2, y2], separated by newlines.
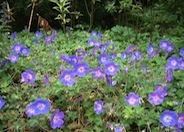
[88, 38, 94, 47]
[179, 47, 184, 58]
[26, 98, 50, 117]
[8, 53, 18, 63]
[154, 84, 167, 97]
[142, 65, 147, 73]
[59, 70, 75, 86]
[121, 52, 127, 60]
[98, 54, 110, 65]
[20, 46, 29, 56]
[147, 44, 154, 55]
[130, 52, 136, 62]
[104, 62, 118, 76]
[94, 100, 104, 115]
[68, 55, 79, 66]
[10, 32, 17, 40]
[74, 62, 90, 77]
[159, 110, 177, 127]
[21, 69, 35, 84]
[42, 75, 49, 86]
[124, 92, 140, 107]
[35, 30, 41, 38]
[148, 91, 165, 105]
[179, 58, 184, 70]
[44, 36, 52, 44]
[159, 40, 170, 51]
[12, 43, 23, 54]
[165, 68, 173, 82]
[92, 66, 105, 80]
[50, 109, 64, 129]
[114, 125, 124, 132]
[165, 43, 174, 54]
[176, 113, 184, 129]
[166, 56, 179, 70]
[134, 50, 141, 61]
[0, 96, 5, 109]
[125, 45, 135, 53]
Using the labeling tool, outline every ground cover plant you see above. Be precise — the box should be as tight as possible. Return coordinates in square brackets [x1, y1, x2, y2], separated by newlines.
[0, 26, 184, 132]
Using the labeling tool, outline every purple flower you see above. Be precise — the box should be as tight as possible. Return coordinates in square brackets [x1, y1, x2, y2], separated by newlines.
[130, 52, 136, 62]
[147, 44, 154, 55]
[124, 92, 140, 108]
[88, 38, 94, 47]
[176, 113, 184, 129]
[97, 32, 102, 39]
[98, 54, 110, 65]
[92, 66, 105, 80]
[60, 54, 70, 62]
[0, 96, 5, 109]
[8, 53, 18, 63]
[104, 62, 118, 76]
[121, 52, 127, 60]
[159, 40, 170, 51]
[125, 45, 135, 53]
[179, 47, 184, 58]
[166, 56, 179, 70]
[165, 68, 173, 82]
[99, 44, 107, 53]
[68, 55, 79, 66]
[21, 69, 35, 84]
[10, 32, 16, 40]
[94, 100, 104, 115]
[44, 36, 52, 44]
[134, 50, 141, 61]
[110, 53, 117, 60]
[114, 125, 124, 132]
[35, 30, 41, 38]
[165, 43, 174, 54]
[142, 65, 147, 73]
[154, 84, 167, 97]
[94, 40, 101, 47]
[34, 38, 38, 44]
[159, 110, 177, 127]
[105, 75, 113, 86]
[50, 109, 64, 129]
[20, 46, 29, 56]
[148, 91, 165, 105]
[42, 75, 49, 86]
[59, 70, 75, 86]
[26, 103, 38, 117]
[12, 43, 23, 54]
[74, 62, 90, 77]
[91, 30, 97, 37]
[26, 98, 50, 117]
[52, 30, 57, 40]
[179, 58, 184, 70]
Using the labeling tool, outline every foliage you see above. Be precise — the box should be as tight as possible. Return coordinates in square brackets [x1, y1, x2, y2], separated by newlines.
[49, 0, 81, 32]
[0, 25, 184, 131]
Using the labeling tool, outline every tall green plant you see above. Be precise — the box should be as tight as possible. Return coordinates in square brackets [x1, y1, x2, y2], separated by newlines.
[50, 0, 81, 32]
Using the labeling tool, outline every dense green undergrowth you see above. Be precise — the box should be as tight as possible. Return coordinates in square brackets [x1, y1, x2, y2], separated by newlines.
[0, 26, 184, 131]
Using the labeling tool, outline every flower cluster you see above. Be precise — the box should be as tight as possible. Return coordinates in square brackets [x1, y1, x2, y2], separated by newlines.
[159, 40, 174, 56]
[8, 42, 29, 63]
[159, 110, 184, 131]
[25, 98, 50, 117]
[148, 84, 167, 105]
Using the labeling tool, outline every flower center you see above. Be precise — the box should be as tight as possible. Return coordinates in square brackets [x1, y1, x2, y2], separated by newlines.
[163, 115, 172, 123]
[37, 103, 45, 110]
[171, 60, 177, 66]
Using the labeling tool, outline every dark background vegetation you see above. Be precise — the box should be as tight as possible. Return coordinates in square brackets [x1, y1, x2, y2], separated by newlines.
[1, 0, 184, 32]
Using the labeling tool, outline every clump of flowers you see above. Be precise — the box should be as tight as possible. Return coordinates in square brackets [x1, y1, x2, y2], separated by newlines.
[25, 98, 50, 117]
